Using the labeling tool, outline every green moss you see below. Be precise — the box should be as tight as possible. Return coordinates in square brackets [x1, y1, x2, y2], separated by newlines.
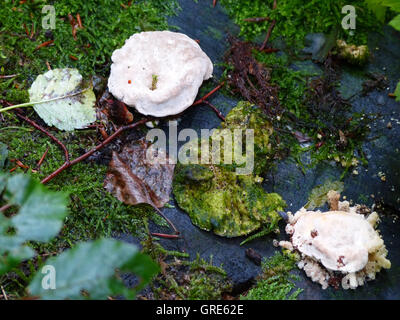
[220, 0, 379, 48]
[246, 49, 372, 172]
[0, 0, 180, 79]
[151, 253, 232, 300]
[0, 123, 162, 254]
[241, 252, 302, 300]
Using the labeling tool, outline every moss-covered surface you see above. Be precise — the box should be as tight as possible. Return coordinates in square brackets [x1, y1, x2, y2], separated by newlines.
[222, 29, 375, 172]
[241, 251, 302, 300]
[173, 102, 285, 237]
[220, 0, 378, 48]
[0, 0, 179, 79]
[141, 233, 231, 300]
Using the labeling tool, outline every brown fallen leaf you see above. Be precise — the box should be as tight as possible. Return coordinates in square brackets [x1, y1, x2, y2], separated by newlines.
[104, 138, 175, 208]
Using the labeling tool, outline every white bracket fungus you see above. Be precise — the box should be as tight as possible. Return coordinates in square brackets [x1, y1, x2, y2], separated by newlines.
[108, 31, 213, 117]
[280, 191, 391, 290]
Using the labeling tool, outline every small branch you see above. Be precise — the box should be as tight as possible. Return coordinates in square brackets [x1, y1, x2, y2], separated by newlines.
[15, 111, 70, 163]
[0, 74, 18, 79]
[259, 0, 277, 51]
[260, 20, 276, 51]
[151, 233, 180, 239]
[203, 101, 225, 121]
[213, 0, 217, 8]
[190, 82, 226, 121]
[192, 82, 225, 106]
[0, 286, 8, 301]
[36, 147, 49, 170]
[153, 206, 179, 235]
[35, 40, 54, 51]
[41, 118, 149, 184]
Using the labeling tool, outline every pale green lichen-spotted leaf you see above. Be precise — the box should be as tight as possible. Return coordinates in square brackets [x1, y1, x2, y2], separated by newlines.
[29, 68, 96, 131]
[304, 180, 344, 210]
[394, 81, 400, 102]
[28, 238, 159, 300]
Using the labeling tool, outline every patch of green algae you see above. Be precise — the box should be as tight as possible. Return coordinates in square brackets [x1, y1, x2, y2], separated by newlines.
[173, 102, 285, 237]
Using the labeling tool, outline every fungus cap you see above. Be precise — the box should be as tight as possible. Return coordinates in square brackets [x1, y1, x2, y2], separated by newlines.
[108, 31, 213, 117]
[291, 210, 384, 273]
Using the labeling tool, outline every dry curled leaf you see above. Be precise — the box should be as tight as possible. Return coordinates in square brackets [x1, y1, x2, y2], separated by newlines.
[104, 139, 174, 208]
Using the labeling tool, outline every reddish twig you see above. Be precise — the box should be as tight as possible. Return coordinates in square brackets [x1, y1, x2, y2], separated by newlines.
[23, 23, 30, 37]
[192, 82, 225, 106]
[36, 147, 49, 170]
[151, 233, 180, 239]
[15, 111, 70, 163]
[41, 118, 149, 184]
[35, 40, 54, 51]
[190, 82, 225, 121]
[68, 14, 78, 40]
[153, 206, 179, 235]
[213, 0, 217, 8]
[69, 55, 78, 61]
[30, 23, 35, 40]
[76, 14, 83, 29]
[259, 0, 277, 51]
[260, 20, 276, 51]
[203, 101, 225, 121]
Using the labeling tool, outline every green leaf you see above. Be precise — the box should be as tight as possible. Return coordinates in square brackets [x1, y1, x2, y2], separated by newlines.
[304, 180, 344, 210]
[395, 81, 400, 102]
[365, 0, 387, 23]
[389, 14, 400, 31]
[28, 238, 159, 300]
[28, 68, 96, 131]
[0, 173, 68, 275]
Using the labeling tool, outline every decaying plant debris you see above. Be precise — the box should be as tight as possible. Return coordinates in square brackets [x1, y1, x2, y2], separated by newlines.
[225, 37, 282, 118]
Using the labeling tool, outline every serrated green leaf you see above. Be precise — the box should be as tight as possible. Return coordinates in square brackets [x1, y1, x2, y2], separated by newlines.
[0, 173, 68, 275]
[29, 68, 96, 131]
[28, 238, 159, 300]
[389, 14, 400, 31]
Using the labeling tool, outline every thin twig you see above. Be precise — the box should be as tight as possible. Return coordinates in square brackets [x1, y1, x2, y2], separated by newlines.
[260, 0, 277, 51]
[153, 206, 179, 235]
[35, 40, 54, 51]
[203, 101, 225, 121]
[41, 118, 149, 184]
[15, 111, 70, 162]
[192, 82, 225, 106]
[213, 0, 217, 8]
[0, 74, 18, 79]
[0, 286, 8, 300]
[151, 233, 180, 239]
[36, 147, 49, 170]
